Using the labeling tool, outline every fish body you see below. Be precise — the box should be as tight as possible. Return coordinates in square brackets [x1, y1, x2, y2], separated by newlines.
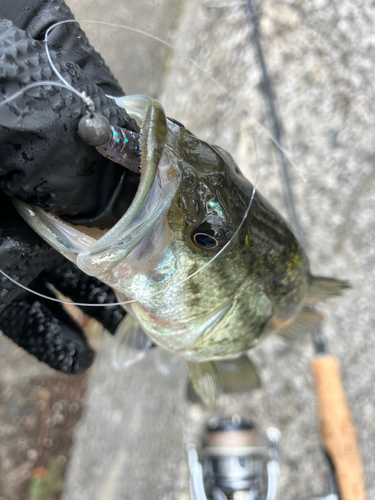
[120, 130, 310, 363]
[14, 95, 348, 406]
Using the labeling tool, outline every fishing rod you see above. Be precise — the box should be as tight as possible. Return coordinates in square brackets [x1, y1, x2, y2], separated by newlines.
[245, 1, 366, 499]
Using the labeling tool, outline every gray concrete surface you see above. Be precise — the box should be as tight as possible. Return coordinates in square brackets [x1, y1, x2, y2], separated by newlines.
[1, 0, 374, 499]
[64, 0, 184, 98]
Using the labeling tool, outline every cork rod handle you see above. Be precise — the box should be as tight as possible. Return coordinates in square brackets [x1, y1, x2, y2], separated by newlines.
[311, 355, 366, 500]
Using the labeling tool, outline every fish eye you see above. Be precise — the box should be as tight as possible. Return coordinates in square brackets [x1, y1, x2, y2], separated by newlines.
[193, 232, 219, 249]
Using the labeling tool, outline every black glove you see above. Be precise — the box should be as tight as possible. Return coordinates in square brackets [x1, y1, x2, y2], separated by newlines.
[0, 194, 126, 374]
[0, 13, 139, 226]
[0, 0, 137, 373]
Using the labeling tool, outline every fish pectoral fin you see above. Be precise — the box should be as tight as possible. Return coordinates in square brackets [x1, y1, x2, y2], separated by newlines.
[186, 361, 218, 412]
[277, 308, 323, 341]
[112, 315, 153, 370]
[305, 276, 351, 306]
[214, 354, 261, 394]
[186, 355, 261, 408]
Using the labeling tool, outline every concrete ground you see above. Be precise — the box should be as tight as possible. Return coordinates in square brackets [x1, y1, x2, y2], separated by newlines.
[1, 0, 374, 499]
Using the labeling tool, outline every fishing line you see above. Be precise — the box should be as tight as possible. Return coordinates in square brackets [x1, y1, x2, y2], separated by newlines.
[0, 159, 258, 308]
[245, 0, 304, 244]
[44, 23, 95, 112]
[0, 81, 92, 110]
[0, 26, 93, 111]
[0, 19, 304, 182]
[0, 17, 298, 308]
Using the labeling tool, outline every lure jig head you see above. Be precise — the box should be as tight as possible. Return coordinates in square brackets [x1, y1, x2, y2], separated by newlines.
[78, 112, 142, 173]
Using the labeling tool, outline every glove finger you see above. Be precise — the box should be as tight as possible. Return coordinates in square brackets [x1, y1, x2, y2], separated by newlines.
[42, 257, 126, 334]
[0, 0, 124, 96]
[43, 259, 157, 351]
[0, 196, 125, 331]
[0, 279, 95, 374]
[0, 20, 139, 228]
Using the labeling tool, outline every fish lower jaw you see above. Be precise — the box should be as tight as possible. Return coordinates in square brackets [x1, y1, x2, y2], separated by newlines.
[140, 302, 234, 359]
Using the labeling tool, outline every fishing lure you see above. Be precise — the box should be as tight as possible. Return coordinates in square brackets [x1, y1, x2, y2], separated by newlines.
[78, 112, 141, 173]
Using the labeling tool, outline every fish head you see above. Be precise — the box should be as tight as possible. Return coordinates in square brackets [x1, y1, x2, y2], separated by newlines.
[117, 119, 265, 356]
[12, 96, 274, 359]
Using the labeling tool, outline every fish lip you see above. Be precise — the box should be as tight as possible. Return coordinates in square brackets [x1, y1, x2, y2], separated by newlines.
[117, 116, 176, 221]
[106, 95, 168, 215]
[76, 100, 174, 277]
[101, 97, 184, 237]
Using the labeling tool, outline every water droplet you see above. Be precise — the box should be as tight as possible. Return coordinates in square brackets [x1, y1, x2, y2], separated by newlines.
[69, 403, 79, 414]
[27, 449, 37, 460]
[52, 402, 62, 413]
[43, 438, 53, 448]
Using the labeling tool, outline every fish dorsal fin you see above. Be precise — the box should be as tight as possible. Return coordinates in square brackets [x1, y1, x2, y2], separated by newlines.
[186, 361, 218, 412]
[306, 276, 351, 306]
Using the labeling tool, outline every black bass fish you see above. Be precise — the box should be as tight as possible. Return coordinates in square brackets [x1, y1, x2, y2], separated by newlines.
[14, 95, 349, 409]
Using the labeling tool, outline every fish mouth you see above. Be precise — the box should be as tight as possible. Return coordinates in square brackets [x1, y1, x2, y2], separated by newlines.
[13, 96, 179, 279]
[75, 96, 171, 277]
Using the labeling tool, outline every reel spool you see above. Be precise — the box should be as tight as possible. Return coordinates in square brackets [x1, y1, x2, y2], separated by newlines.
[201, 417, 280, 500]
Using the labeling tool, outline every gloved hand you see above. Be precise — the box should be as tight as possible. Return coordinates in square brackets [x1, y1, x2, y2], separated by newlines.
[0, 0, 138, 373]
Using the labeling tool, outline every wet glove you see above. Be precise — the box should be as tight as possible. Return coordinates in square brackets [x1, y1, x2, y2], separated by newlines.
[0, 0, 137, 372]
[0, 194, 126, 374]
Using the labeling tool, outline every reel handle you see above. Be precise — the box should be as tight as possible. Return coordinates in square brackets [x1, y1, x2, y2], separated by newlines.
[311, 355, 366, 500]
